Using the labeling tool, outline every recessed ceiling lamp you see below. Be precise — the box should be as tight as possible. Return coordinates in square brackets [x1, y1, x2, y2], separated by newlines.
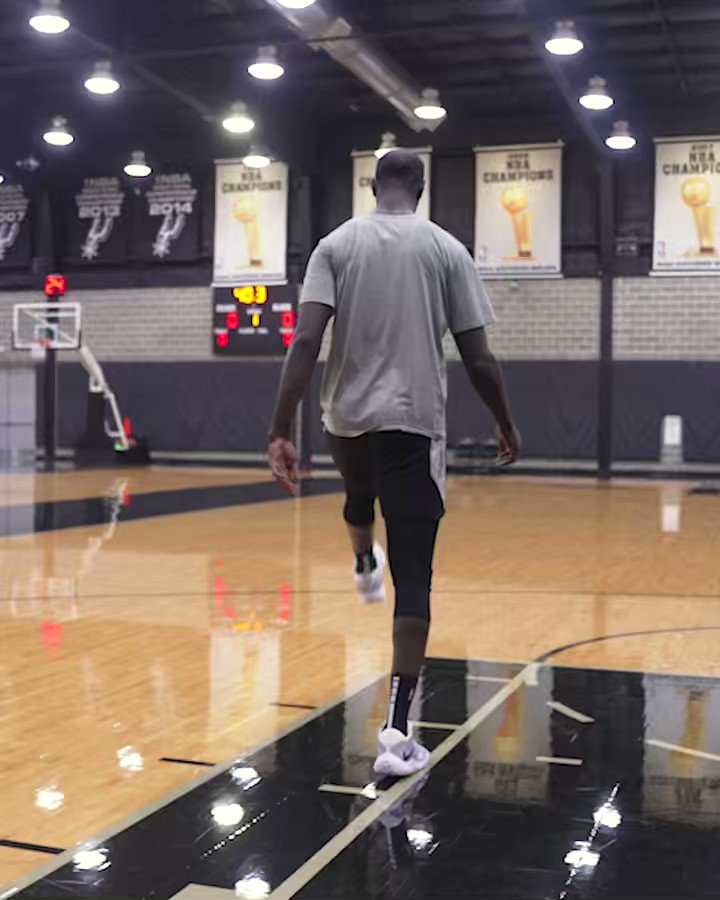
[43, 116, 74, 146]
[413, 87, 447, 121]
[375, 132, 397, 159]
[0, 174, 5, 185]
[606, 120, 637, 151]
[124, 150, 152, 177]
[545, 20, 584, 56]
[29, 0, 70, 33]
[243, 148, 271, 169]
[85, 61, 120, 95]
[277, 0, 316, 7]
[248, 46, 285, 81]
[580, 76, 613, 110]
[222, 101, 255, 134]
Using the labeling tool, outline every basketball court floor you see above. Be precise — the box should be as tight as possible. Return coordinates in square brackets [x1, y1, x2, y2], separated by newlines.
[2, 467, 720, 898]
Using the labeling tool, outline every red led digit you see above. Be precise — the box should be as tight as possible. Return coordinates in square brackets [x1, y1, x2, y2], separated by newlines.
[282, 332, 293, 348]
[216, 333, 229, 348]
[281, 311, 296, 329]
[226, 310, 239, 329]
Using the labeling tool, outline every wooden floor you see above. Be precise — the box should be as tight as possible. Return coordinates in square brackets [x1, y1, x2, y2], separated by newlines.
[2, 467, 720, 886]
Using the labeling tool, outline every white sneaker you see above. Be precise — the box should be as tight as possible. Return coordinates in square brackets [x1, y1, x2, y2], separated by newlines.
[354, 542, 386, 604]
[373, 727, 430, 777]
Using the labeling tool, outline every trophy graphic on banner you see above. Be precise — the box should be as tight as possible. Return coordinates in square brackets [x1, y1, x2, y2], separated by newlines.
[682, 176, 716, 256]
[501, 185, 534, 260]
[233, 195, 263, 268]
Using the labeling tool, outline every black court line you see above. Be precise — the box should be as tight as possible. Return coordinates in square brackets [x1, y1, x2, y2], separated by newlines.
[270, 702, 318, 711]
[0, 478, 342, 538]
[0, 840, 64, 855]
[159, 757, 217, 768]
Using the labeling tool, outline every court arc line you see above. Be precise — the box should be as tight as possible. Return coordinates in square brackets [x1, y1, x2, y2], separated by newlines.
[266, 663, 533, 900]
[0, 671, 388, 899]
[547, 701, 595, 724]
[536, 756, 584, 767]
[0, 840, 63, 856]
[159, 757, 216, 768]
[646, 739, 720, 763]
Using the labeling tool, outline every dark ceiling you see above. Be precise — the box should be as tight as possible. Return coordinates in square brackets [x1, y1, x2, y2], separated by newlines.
[1, 0, 719, 173]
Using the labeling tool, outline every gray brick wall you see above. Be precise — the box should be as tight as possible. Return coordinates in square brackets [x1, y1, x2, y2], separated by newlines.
[0, 287, 213, 363]
[615, 276, 720, 360]
[4, 275, 717, 365]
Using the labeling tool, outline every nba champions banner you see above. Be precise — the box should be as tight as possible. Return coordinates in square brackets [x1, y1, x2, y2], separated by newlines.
[474, 142, 563, 278]
[0, 183, 31, 269]
[352, 148, 432, 219]
[213, 159, 288, 286]
[653, 136, 720, 274]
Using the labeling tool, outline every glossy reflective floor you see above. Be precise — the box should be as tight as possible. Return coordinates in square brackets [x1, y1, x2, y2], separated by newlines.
[2, 468, 720, 898]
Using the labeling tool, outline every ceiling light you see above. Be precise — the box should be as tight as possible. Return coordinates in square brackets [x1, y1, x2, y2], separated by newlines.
[414, 87, 447, 121]
[375, 132, 397, 159]
[117, 746, 144, 771]
[594, 803, 622, 829]
[124, 150, 152, 177]
[580, 76, 613, 111]
[211, 802, 244, 827]
[248, 46, 284, 81]
[277, 0, 316, 6]
[29, 0, 70, 33]
[84, 61, 120, 95]
[230, 765, 261, 788]
[545, 20, 584, 56]
[35, 786, 64, 811]
[43, 116, 74, 146]
[243, 149, 271, 169]
[72, 848, 110, 872]
[606, 120, 637, 151]
[235, 875, 270, 899]
[0, 174, 4, 185]
[222, 102, 255, 134]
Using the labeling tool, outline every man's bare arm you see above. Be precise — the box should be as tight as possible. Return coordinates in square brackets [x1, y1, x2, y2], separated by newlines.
[454, 326, 521, 463]
[269, 301, 333, 441]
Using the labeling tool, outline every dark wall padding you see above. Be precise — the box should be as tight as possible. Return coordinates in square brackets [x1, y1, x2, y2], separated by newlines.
[309, 362, 599, 460]
[58, 362, 282, 452]
[613, 362, 720, 462]
[57, 360, 720, 462]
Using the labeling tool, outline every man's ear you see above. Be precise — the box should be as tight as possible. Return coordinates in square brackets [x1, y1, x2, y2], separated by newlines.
[416, 179, 426, 203]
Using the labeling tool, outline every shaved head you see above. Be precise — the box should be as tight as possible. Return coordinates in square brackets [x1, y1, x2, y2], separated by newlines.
[372, 149, 425, 212]
[375, 149, 425, 193]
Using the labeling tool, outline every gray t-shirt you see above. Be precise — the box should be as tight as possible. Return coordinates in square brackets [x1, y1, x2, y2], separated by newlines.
[300, 212, 495, 440]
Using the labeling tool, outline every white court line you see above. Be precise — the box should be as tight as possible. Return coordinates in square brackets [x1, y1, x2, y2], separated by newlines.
[169, 886, 234, 899]
[410, 720, 460, 731]
[646, 739, 720, 763]
[547, 701, 595, 724]
[536, 756, 583, 767]
[318, 784, 382, 798]
[267, 662, 533, 900]
[466, 675, 512, 684]
[0, 671, 387, 900]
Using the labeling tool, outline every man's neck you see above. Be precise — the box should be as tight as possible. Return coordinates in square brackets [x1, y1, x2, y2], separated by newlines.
[375, 190, 417, 215]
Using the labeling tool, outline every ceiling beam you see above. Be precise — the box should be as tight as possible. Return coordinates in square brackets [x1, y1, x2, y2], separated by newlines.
[516, 0, 608, 157]
[651, 0, 689, 95]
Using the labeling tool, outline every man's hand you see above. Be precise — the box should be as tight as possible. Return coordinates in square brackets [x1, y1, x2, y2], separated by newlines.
[496, 425, 522, 467]
[268, 437, 299, 494]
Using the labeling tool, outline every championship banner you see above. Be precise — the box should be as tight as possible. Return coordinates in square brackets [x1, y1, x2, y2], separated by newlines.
[69, 176, 128, 264]
[0, 184, 31, 268]
[141, 172, 199, 262]
[474, 142, 563, 278]
[653, 136, 720, 275]
[213, 159, 288, 287]
[352, 149, 432, 219]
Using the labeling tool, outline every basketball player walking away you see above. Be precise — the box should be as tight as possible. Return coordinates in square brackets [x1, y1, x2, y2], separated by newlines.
[268, 150, 521, 777]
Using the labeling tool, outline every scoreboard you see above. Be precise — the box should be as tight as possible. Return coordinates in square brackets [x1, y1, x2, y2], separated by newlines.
[213, 284, 297, 357]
